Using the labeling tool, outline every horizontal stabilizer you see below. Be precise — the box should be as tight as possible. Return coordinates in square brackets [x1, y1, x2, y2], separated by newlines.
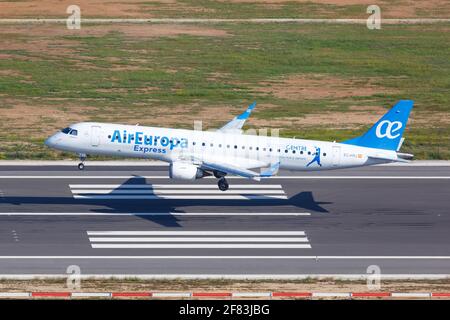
[396, 152, 414, 160]
[368, 154, 410, 163]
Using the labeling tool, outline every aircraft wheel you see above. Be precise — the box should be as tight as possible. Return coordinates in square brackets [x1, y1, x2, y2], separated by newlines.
[218, 178, 229, 191]
[78, 162, 85, 170]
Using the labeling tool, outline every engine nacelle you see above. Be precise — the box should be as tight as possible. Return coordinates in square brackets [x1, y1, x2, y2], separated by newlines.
[169, 162, 207, 180]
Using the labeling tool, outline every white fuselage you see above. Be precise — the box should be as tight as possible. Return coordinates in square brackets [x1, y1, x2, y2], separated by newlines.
[45, 122, 399, 171]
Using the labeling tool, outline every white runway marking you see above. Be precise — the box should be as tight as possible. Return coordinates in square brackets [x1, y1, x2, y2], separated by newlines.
[71, 189, 286, 194]
[0, 212, 311, 216]
[87, 231, 306, 236]
[70, 183, 288, 200]
[88, 237, 309, 243]
[74, 195, 288, 200]
[87, 230, 311, 249]
[70, 184, 283, 189]
[90, 244, 312, 249]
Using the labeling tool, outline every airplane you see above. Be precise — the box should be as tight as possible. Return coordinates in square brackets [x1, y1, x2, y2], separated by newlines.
[45, 100, 414, 191]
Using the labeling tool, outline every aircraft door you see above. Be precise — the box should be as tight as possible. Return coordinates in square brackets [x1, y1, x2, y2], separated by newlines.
[331, 146, 341, 166]
[91, 125, 101, 147]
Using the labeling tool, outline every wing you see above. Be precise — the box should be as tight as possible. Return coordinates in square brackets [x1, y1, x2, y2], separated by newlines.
[201, 159, 280, 181]
[217, 102, 256, 134]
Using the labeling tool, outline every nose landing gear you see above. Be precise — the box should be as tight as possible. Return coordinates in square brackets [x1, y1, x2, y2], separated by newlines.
[78, 154, 87, 170]
[218, 177, 229, 191]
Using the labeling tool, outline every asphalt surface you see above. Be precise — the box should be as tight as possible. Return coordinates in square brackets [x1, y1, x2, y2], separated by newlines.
[0, 164, 449, 277]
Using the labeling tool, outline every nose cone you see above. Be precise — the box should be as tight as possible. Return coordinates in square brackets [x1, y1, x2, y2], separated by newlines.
[44, 134, 58, 148]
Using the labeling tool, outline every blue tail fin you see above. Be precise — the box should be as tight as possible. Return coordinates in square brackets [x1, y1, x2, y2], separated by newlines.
[342, 100, 413, 151]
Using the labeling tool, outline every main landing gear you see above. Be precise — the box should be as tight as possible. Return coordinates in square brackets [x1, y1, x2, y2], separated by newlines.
[78, 154, 86, 170]
[214, 170, 229, 191]
[218, 177, 229, 191]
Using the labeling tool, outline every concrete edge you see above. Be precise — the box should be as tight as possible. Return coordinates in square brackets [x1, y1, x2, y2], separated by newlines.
[0, 291, 446, 299]
[0, 160, 450, 166]
[0, 274, 450, 280]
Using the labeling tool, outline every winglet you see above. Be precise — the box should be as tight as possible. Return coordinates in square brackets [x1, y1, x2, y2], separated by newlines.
[218, 102, 256, 133]
[236, 101, 256, 120]
[260, 162, 280, 178]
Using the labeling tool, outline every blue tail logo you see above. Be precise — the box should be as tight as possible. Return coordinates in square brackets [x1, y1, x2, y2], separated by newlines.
[375, 120, 403, 139]
[342, 100, 413, 151]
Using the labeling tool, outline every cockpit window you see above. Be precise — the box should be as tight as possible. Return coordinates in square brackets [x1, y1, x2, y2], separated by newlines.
[61, 127, 78, 136]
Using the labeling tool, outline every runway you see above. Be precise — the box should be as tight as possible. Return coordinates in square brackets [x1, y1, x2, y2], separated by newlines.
[0, 162, 449, 278]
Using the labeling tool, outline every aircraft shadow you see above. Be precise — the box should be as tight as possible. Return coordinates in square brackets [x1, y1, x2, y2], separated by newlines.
[1, 176, 331, 227]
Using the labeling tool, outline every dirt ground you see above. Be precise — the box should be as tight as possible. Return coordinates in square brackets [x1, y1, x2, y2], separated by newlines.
[257, 74, 394, 100]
